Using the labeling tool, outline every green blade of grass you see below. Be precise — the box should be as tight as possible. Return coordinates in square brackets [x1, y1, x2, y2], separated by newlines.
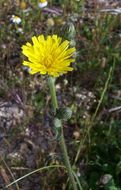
[74, 58, 116, 164]
[2, 165, 66, 190]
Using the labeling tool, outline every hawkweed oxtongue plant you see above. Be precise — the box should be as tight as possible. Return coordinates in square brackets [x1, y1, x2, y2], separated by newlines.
[22, 34, 78, 190]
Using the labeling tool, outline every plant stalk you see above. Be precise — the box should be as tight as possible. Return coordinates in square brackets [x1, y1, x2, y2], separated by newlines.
[60, 127, 78, 190]
[48, 76, 78, 190]
[48, 76, 58, 112]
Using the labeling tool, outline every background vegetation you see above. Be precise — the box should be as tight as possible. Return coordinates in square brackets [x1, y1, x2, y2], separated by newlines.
[1, 0, 121, 189]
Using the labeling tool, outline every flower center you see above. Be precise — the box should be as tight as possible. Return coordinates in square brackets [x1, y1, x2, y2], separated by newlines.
[43, 55, 52, 68]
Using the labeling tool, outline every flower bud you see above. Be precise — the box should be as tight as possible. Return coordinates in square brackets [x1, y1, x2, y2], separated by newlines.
[56, 107, 72, 121]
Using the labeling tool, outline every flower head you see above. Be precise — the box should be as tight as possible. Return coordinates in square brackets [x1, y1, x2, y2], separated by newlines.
[10, 15, 21, 24]
[38, 0, 48, 8]
[20, 0, 27, 10]
[22, 35, 76, 77]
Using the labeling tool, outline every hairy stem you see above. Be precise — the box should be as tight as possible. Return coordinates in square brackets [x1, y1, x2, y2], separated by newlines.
[48, 76, 78, 190]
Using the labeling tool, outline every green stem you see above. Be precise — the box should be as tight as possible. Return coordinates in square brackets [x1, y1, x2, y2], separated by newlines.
[48, 76, 78, 190]
[48, 76, 58, 112]
[92, 65, 114, 121]
[74, 61, 115, 164]
[3, 165, 66, 190]
[60, 127, 78, 190]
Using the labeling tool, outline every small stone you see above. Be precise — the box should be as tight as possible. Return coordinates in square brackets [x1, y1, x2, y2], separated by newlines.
[73, 131, 80, 139]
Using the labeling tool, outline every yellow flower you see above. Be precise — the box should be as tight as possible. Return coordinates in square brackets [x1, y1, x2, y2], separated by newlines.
[22, 35, 76, 77]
